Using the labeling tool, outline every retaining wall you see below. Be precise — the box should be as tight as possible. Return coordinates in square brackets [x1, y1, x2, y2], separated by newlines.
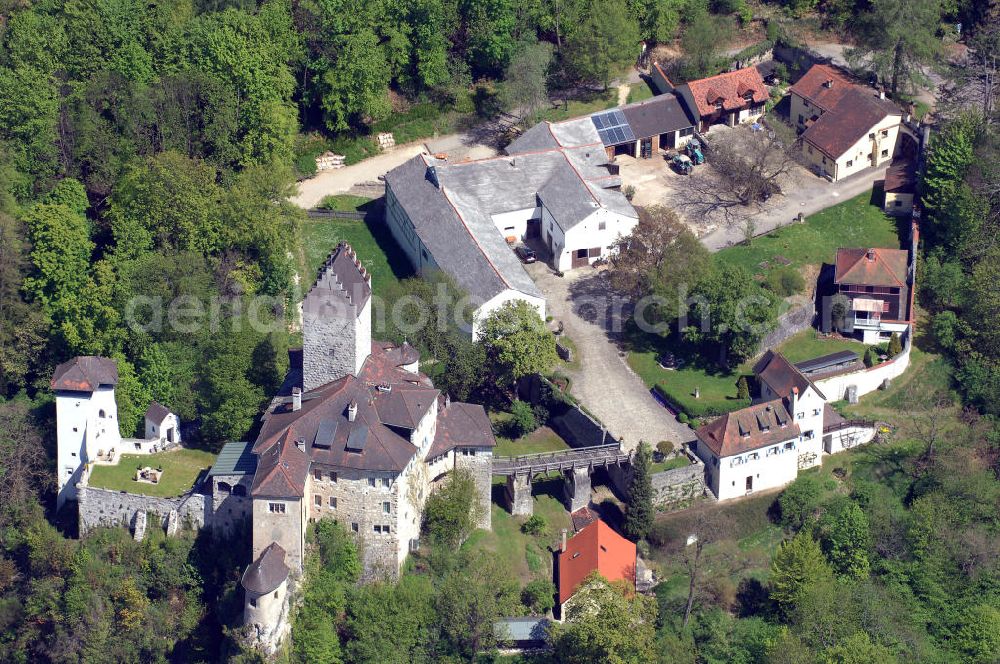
[754, 300, 816, 359]
[607, 459, 706, 508]
[814, 338, 912, 401]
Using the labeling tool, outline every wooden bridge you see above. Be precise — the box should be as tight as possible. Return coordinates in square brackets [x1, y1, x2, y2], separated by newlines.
[491, 444, 630, 477]
[492, 444, 631, 516]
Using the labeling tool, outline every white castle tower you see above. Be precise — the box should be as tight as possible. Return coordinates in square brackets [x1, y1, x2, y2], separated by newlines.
[301, 242, 373, 390]
[51, 356, 122, 509]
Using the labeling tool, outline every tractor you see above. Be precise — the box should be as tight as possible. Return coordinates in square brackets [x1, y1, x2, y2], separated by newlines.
[685, 139, 705, 165]
[670, 154, 693, 175]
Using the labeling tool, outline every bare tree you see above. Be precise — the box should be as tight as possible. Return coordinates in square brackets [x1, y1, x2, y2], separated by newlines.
[0, 400, 50, 526]
[938, 18, 1000, 122]
[679, 122, 801, 231]
[681, 508, 735, 628]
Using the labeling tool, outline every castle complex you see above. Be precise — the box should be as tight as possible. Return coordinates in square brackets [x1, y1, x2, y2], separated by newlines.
[52, 242, 497, 653]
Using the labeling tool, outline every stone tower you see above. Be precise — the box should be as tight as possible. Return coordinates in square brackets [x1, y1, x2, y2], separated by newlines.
[51, 356, 122, 509]
[302, 242, 373, 391]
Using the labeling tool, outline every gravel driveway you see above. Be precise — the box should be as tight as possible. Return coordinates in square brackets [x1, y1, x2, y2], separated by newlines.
[527, 262, 696, 452]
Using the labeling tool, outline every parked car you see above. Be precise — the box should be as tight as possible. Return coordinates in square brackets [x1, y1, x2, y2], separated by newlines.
[515, 245, 537, 263]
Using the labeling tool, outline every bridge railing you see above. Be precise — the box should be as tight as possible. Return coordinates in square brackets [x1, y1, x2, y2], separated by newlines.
[492, 444, 630, 476]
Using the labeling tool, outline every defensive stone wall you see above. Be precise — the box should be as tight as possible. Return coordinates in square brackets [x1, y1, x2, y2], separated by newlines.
[78, 483, 252, 537]
[78, 485, 208, 534]
[650, 463, 706, 506]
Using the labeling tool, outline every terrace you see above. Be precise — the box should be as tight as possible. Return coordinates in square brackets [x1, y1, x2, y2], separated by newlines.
[87, 448, 217, 498]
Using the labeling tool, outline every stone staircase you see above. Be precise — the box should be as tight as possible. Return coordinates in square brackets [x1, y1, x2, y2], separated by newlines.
[132, 511, 147, 542]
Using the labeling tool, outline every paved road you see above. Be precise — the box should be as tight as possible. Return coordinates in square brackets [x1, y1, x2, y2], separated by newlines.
[700, 163, 891, 251]
[527, 262, 696, 452]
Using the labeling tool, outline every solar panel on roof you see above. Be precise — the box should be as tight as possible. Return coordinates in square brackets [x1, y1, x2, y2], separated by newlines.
[795, 350, 860, 375]
[593, 114, 605, 129]
[591, 109, 636, 146]
[346, 424, 369, 452]
[313, 419, 337, 449]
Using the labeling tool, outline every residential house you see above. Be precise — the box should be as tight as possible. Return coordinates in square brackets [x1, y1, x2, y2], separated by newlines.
[789, 64, 909, 182]
[557, 518, 636, 619]
[833, 247, 912, 344]
[675, 66, 769, 132]
[385, 123, 638, 332]
[693, 351, 829, 501]
[882, 158, 917, 215]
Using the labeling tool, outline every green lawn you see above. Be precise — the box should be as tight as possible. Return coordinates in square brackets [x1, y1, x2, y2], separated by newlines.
[626, 80, 656, 104]
[88, 448, 217, 498]
[536, 90, 619, 123]
[630, 328, 869, 420]
[299, 215, 414, 302]
[463, 491, 572, 584]
[650, 456, 692, 473]
[492, 415, 570, 457]
[715, 192, 903, 278]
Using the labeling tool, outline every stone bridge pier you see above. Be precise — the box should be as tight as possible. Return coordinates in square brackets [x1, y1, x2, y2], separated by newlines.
[563, 467, 591, 512]
[506, 473, 534, 516]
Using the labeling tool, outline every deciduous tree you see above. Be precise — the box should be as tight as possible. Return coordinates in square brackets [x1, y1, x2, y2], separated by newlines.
[479, 300, 558, 391]
[769, 532, 834, 613]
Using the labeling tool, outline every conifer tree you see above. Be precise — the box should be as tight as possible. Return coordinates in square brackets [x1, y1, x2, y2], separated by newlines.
[623, 441, 654, 541]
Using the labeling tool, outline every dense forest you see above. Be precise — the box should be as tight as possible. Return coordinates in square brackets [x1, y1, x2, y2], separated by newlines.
[0, 0, 998, 661]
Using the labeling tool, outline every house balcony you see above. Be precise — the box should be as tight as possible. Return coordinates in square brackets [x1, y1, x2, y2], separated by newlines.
[853, 316, 881, 330]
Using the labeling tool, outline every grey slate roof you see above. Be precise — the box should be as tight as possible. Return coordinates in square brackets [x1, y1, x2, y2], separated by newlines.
[208, 441, 257, 477]
[506, 122, 559, 154]
[241, 542, 289, 595]
[621, 93, 695, 139]
[145, 401, 172, 424]
[506, 117, 600, 155]
[386, 146, 634, 300]
[51, 356, 118, 391]
[303, 242, 372, 317]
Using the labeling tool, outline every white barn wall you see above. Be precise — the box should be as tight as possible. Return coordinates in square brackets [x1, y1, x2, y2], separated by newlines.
[814, 343, 912, 402]
[491, 207, 540, 241]
[471, 289, 547, 341]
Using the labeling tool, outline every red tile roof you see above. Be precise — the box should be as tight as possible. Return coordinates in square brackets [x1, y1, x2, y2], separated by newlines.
[788, 64, 856, 112]
[683, 66, 768, 117]
[51, 356, 118, 391]
[883, 158, 916, 194]
[251, 432, 310, 497]
[834, 247, 909, 287]
[558, 519, 636, 605]
[695, 398, 800, 458]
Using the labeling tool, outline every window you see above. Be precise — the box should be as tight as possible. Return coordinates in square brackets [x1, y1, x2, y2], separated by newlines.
[895, 200, 903, 207]
[368, 478, 376, 487]
[268, 502, 285, 514]
[798, 114, 805, 125]
[329, 496, 337, 509]
[881, 129, 889, 137]
[881, 149, 889, 157]
[314, 495, 322, 507]
[813, 408, 821, 416]
[382, 478, 391, 488]
[598, 221, 606, 231]
[314, 470, 322, 481]
[804, 430, 815, 440]
[274, 591, 279, 599]
[374, 525, 382, 534]
[797, 412, 804, 419]
[99, 409, 106, 418]
[383, 501, 391, 514]
[249, 597, 257, 608]
[784, 442, 794, 450]
[352, 522, 359, 532]
[822, 157, 827, 165]
[868, 132, 875, 140]
[331, 472, 338, 483]
[846, 160, 853, 168]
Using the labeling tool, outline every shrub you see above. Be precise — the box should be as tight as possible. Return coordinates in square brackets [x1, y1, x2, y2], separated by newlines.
[678, 412, 689, 424]
[422, 470, 482, 547]
[775, 475, 824, 531]
[763, 267, 806, 297]
[521, 579, 556, 614]
[509, 400, 540, 437]
[656, 440, 675, 456]
[887, 332, 902, 357]
[863, 347, 878, 368]
[622, 184, 636, 201]
[736, 376, 750, 400]
[521, 515, 547, 536]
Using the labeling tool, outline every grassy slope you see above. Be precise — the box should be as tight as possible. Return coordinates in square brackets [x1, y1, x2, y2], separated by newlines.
[316, 194, 373, 211]
[463, 490, 572, 585]
[299, 214, 414, 303]
[88, 448, 217, 498]
[714, 192, 903, 278]
[494, 426, 570, 457]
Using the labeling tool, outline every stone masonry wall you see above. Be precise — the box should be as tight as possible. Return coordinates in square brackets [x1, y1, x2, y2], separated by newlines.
[754, 300, 816, 360]
[454, 448, 493, 530]
[78, 485, 208, 534]
[302, 302, 359, 391]
[651, 463, 706, 506]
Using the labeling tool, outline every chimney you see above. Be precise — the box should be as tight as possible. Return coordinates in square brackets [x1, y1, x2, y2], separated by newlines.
[292, 387, 302, 412]
[444, 393, 451, 409]
[879, 89, 885, 100]
[561, 528, 568, 553]
[824, 78, 834, 88]
[295, 438, 305, 452]
[347, 400, 358, 422]
[866, 249, 876, 261]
